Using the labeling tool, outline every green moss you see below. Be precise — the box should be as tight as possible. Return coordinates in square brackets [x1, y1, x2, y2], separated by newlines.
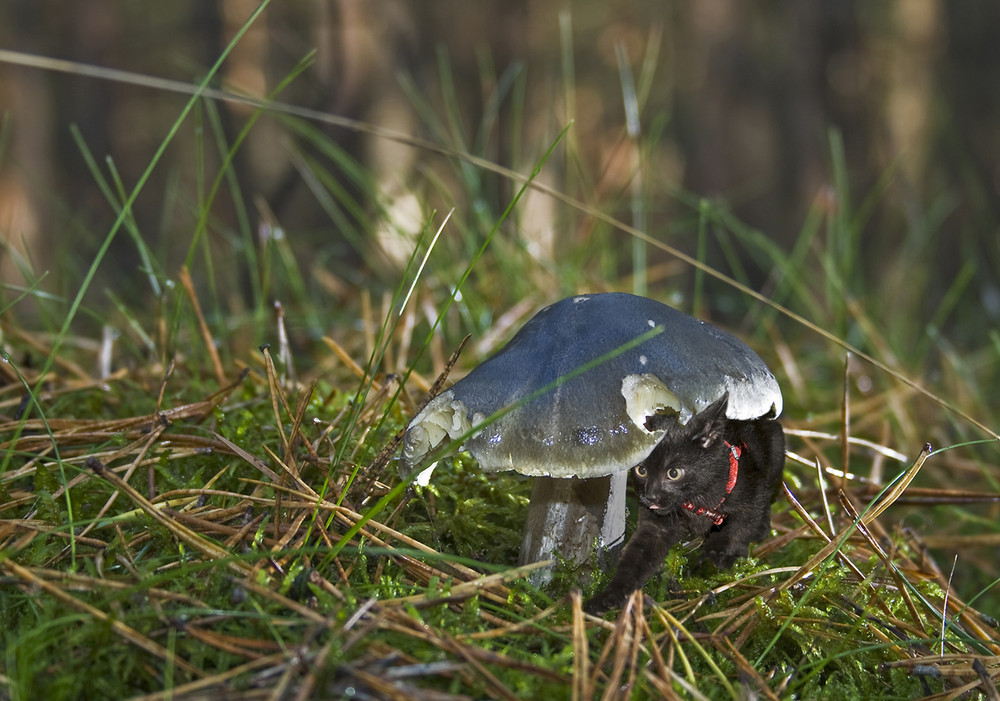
[401, 457, 530, 564]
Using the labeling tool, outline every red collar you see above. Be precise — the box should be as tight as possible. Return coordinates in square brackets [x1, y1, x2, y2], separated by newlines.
[682, 441, 742, 526]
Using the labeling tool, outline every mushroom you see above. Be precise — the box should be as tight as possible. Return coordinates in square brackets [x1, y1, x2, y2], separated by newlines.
[400, 293, 782, 579]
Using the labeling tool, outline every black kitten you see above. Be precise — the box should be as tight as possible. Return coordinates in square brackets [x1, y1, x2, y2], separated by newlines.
[584, 392, 785, 615]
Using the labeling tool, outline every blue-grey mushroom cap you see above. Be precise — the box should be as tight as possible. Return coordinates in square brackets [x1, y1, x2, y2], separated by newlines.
[401, 293, 782, 480]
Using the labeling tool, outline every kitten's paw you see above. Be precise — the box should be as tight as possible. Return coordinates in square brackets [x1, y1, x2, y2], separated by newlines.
[703, 537, 748, 570]
[583, 595, 613, 616]
[584, 589, 654, 616]
[584, 588, 628, 616]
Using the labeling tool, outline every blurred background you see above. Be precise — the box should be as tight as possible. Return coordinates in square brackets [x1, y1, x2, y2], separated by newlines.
[2, 1, 998, 325]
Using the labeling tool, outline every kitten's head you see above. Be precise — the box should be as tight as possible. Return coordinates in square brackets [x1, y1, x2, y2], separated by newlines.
[633, 392, 731, 513]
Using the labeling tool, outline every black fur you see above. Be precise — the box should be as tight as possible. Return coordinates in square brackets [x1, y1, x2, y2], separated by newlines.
[584, 393, 785, 615]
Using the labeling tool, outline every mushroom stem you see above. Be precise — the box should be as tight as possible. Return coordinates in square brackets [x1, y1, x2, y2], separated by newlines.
[518, 471, 628, 583]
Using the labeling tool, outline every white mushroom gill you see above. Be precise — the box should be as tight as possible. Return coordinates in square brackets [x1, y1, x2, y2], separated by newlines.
[400, 390, 474, 483]
[620, 373, 685, 431]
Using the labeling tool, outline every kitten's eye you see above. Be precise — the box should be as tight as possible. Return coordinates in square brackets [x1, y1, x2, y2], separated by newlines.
[633, 465, 647, 479]
[666, 467, 685, 481]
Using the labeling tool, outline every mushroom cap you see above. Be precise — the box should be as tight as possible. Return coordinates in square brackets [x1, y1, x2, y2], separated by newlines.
[401, 293, 782, 479]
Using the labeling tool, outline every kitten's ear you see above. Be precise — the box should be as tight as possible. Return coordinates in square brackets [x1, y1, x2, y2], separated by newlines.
[689, 392, 729, 449]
